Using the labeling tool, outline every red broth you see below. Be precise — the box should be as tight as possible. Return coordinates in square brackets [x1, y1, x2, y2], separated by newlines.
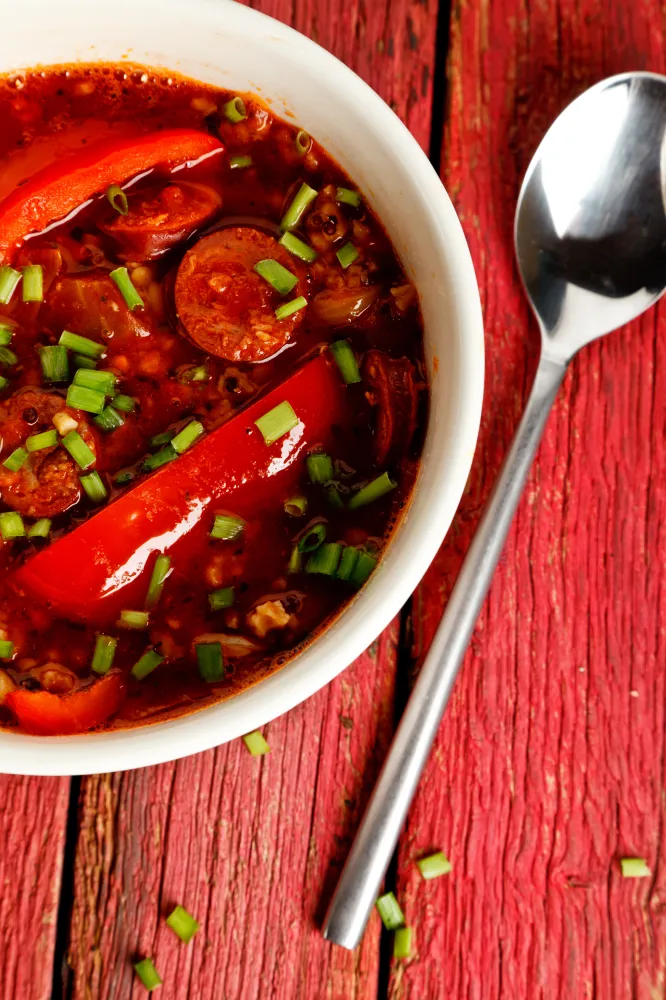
[0, 65, 427, 734]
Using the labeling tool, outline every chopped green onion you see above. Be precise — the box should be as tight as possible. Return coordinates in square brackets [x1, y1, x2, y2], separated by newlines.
[149, 430, 175, 449]
[3, 447, 28, 472]
[278, 231, 317, 263]
[0, 640, 14, 659]
[208, 586, 235, 611]
[62, 431, 96, 469]
[295, 129, 312, 155]
[298, 522, 327, 553]
[21, 265, 43, 302]
[73, 368, 117, 396]
[393, 927, 413, 959]
[66, 384, 106, 414]
[171, 420, 204, 454]
[146, 553, 171, 608]
[281, 182, 318, 230]
[166, 905, 200, 943]
[196, 641, 225, 682]
[133, 958, 162, 991]
[93, 406, 124, 433]
[27, 518, 51, 539]
[106, 183, 128, 215]
[91, 634, 117, 675]
[39, 345, 69, 383]
[620, 857, 651, 878]
[284, 495, 307, 517]
[114, 470, 134, 486]
[254, 258, 298, 296]
[336, 241, 359, 269]
[72, 353, 97, 371]
[306, 542, 342, 576]
[210, 513, 244, 540]
[376, 892, 405, 931]
[336, 186, 362, 208]
[255, 400, 298, 446]
[79, 470, 108, 503]
[0, 376, 8, 392]
[112, 393, 136, 412]
[26, 429, 57, 452]
[348, 472, 397, 509]
[0, 346, 17, 367]
[306, 453, 334, 483]
[243, 730, 270, 756]
[0, 511, 24, 539]
[180, 364, 209, 383]
[337, 546, 359, 582]
[132, 649, 164, 680]
[352, 550, 378, 587]
[110, 266, 143, 310]
[223, 96, 247, 122]
[326, 484, 345, 508]
[330, 339, 361, 384]
[0, 267, 21, 305]
[59, 330, 105, 359]
[0, 327, 13, 346]
[417, 851, 452, 880]
[143, 444, 177, 471]
[287, 545, 302, 574]
[229, 154, 252, 169]
[275, 296, 307, 320]
[119, 609, 149, 630]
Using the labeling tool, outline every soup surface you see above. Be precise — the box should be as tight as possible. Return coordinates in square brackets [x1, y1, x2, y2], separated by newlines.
[0, 65, 427, 735]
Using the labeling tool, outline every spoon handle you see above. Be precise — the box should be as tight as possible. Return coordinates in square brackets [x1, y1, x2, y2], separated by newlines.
[322, 353, 567, 950]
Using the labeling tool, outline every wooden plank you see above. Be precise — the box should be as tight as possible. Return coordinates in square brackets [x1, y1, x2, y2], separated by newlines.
[0, 776, 70, 1000]
[390, 1, 666, 998]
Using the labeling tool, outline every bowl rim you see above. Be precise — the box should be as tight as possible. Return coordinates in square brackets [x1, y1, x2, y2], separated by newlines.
[0, 0, 485, 775]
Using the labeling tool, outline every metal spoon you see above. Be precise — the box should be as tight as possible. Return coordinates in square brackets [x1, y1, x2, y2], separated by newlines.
[323, 71, 666, 950]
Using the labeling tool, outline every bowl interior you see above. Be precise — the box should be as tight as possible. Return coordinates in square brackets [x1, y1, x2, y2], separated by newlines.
[0, 0, 484, 774]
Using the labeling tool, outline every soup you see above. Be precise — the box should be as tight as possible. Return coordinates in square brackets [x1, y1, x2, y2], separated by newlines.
[0, 65, 427, 735]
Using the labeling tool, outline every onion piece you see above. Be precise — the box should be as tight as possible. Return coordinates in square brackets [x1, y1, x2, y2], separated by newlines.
[311, 285, 380, 326]
[193, 633, 260, 657]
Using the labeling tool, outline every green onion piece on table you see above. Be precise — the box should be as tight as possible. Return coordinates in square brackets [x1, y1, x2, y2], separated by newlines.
[131, 649, 163, 680]
[66, 384, 105, 414]
[337, 546, 359, 582]
[61, 431, 96, 470]
[330, 339, 361, 384]
[298, 522, 327, 553]
[143, 444, 177, 471]
[306, 453, 334, 484]
[146, 553, 171, 608]
[375, 892, 405, 931]
[0, 640, 14, 659]
[133, 958, 162, 991]
[150, 430, 175, 449]
[196, 641, 225, 682]
[280, 182, 318, 230]
[166, 905, 200, 943]
[243, 730, 270, 756]
[26, 429, 57, 452]
[620, 857, 651, 878]
[284, 495, 307, 517]
[223, 96, 247, 122]
[275, 296, 307, 320]
[72, 353, 97, 371]
[278, 231, 317, 263]
[0, 511, 25, 539]
[254, 258, 298, 296]
[417, 851, 452, 880]
[112, 393, 136, 413]
[27, 518, 51, 539]
[110, 266, 143, 310]
[306, 542, 342, 576]
[336, 186, 362, 208]
[106, 183, 128, 215]
[336, 241, 359, 269]
[21, 264, 43, 302]
[119, 609, 149, 630]
[393, 927, 413, 960]
[73, 367, 117, 396]
[79, 470, 108, 503]
[0, 346, 17, 367]
[210, 513, 244, 541]
[229, 154, 252, 169]
[93, 406, 124, 433]
[208, 586, 235, 611]
[39, 345, 69, 383]
[254, 400, 298, 445]
[3, 447, 28, 472]
[171, 420, 204, 454]
[287, 545, 302, 574]
[59, 330, 105, 358]
[91, 634, 117, 675]
[348, 472, 397, 509]
[351, 550, 377, 587]
[295, 129, 312, 155]
[0, 267, 21, 305]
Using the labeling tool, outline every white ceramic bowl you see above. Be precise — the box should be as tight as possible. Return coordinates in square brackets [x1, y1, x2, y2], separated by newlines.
[0, 0, 483, 775]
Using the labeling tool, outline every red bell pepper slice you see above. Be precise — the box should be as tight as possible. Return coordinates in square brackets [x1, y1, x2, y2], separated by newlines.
[6, 672, 126, 736]
[0, 129, 223, 262]
[13, 354, 348, 623]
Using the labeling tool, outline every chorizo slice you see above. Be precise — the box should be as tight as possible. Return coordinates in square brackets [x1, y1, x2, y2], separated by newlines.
[174, 226, 306, 362]
[99, 181, 222, 260]
[364, 350, 418, 466]
[0, 389, 97, 518]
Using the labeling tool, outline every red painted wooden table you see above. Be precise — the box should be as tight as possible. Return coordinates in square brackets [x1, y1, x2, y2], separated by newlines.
[3, 2, 666, 998]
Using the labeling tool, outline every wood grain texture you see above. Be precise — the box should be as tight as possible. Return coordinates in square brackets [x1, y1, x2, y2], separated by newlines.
[389, 2, 666, 998]
[0, 776, 69, 999]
